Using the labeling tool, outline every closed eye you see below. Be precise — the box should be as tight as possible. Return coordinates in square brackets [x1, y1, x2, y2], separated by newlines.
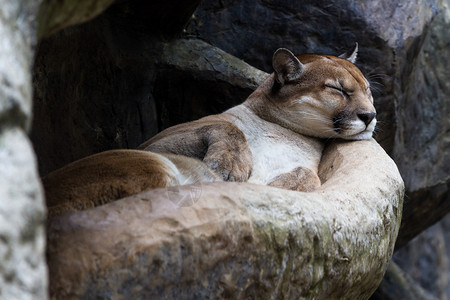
[325, 84, 350, 97]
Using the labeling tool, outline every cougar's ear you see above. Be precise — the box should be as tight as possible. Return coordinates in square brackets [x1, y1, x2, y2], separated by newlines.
[339, 42, 358, 64]
[272, 48, 304, 86]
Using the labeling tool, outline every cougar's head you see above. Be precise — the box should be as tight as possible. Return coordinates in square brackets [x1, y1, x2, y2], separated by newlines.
[263, 44, 376, 140]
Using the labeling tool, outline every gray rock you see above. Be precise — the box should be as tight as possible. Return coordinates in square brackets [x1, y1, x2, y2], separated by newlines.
[393, 217, 449, 300]
[374, 214, 450, 299]
[0, 0, 40, 130]
[0, 129, 47, 300]
[47, 139, 404, 299]
[371, 261, 439, 300]
[0, 1, 47, 299]
[393, 0, 450, 247]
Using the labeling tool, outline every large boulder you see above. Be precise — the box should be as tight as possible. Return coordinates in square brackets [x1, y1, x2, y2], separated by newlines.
[47, 139, 404, 299]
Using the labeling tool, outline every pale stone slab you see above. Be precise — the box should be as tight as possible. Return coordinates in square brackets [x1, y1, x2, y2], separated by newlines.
[47, 139, 404, 299]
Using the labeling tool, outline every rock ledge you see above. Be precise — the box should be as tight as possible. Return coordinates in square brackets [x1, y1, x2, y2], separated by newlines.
[47, 139, 404, 299]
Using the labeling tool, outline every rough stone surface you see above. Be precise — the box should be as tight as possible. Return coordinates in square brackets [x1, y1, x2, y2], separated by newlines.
[0, 1, 47, 299]
[392, 214, 450, 299]
[47, 139, 404, 299]
[0, 0, 41, 129]
[374, 1, 450, 295]
[393, 0, 450, 247]
[371, 261, 439, 300]
[0, 129, 47, 300]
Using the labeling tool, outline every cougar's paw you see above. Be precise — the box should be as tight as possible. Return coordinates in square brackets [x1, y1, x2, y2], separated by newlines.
[203, 142, 253, 182]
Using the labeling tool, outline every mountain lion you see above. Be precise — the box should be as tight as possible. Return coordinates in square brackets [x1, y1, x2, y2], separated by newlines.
[44, 44, 377, 215]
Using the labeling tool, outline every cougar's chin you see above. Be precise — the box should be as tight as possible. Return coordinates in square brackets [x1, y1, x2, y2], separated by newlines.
[335, 117, 376, 141]
[344, 130, 374, 140]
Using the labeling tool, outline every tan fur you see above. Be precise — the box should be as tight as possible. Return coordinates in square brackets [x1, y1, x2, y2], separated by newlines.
[140, 46, 376, 191]
[44, 46, 376, 216]
[244, 53, 376, 140]
[139, 119, 253, 181]
[44, 150, 220, 216]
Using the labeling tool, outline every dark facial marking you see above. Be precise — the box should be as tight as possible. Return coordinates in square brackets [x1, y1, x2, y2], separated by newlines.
[332, 111, 351, 133]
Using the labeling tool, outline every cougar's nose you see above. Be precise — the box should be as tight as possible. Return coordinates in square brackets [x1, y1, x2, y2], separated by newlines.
[357, 112, 376, 126]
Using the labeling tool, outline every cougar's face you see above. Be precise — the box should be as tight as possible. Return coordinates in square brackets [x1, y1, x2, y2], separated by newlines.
[271, 49, 377, 140]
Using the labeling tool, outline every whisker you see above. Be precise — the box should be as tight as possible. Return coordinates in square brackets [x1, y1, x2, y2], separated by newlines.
[366, 71, 388, 95]
[373, 125, 384, 134]
[369, 81, 385, 88]
[367, 74, 389, 80]
[366, 71, 389, 80]
[321, 127, 340, 135]
[291, 111, 330, 123]
[370, 87, 383, 96]
[370, 85, 383, 91]
[332, 116, 346, 124]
